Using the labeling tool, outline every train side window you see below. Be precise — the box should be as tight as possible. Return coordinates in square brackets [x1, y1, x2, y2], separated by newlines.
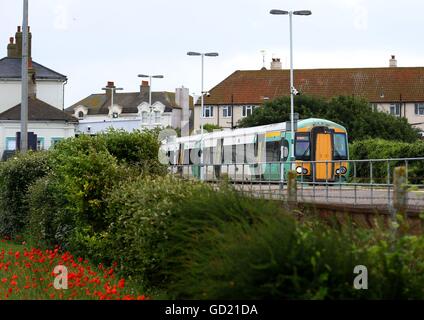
[245, 143, 256, 164]
[281, 139, 289, 162]
[266, 140, 281, 162]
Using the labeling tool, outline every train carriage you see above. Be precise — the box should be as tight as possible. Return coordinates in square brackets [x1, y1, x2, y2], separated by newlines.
[161, 118, 349, 182]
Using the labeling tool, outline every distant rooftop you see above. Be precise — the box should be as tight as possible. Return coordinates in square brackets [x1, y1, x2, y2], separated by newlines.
[0, 57, 67, 81]
[203, 65, 424, 105]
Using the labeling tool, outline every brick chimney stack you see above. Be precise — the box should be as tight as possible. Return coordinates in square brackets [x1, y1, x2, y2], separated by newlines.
[140, 80, 150, 96]
[389, 55, 397, 68]
[105, 81, 116, 99]
[270, 57, 282, 70]
[28, 58, 37, 99]
[7, 26, 32, 59]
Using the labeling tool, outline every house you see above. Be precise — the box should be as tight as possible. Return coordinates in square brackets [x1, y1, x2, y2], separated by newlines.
[195, 56, 424, 132]
[0, 26, 77, 159]
[0, 26, 67, 112]
[66, 81, 193, 135]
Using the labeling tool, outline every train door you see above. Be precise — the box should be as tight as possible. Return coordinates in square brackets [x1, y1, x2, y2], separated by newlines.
[313, 127, 334, 181]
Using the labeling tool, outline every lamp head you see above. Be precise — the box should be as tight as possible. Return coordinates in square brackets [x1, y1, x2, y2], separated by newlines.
[270, 9, 289, 15]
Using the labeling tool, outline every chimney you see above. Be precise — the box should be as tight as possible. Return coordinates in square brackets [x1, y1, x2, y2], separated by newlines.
[105, 81, 115, 99]
[11, 26, 32, 59]
[140, 80, 150, 96]
[28, 58, 37, 99]
[270, 57, 282, 70]
[15, 26, 22, 58]
[389, 55, 397, 68]
[7, 37, 17, 58]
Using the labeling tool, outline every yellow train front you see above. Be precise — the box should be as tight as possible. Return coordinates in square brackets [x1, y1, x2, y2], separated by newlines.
[292, 118, 349, 182]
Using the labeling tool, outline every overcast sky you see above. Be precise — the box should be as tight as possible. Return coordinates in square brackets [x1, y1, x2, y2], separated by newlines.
[1, 0, 424, 107]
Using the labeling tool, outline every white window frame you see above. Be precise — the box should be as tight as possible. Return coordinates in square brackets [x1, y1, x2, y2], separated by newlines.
[203, 106, 213, 118]
[142, 111, 148, 124]
[242, 105, 255, 118]
[390, 103, 401, 116]
[154, 111, 161, 124]
[415, 103, 424, 116]
[222, 106, 232, 118]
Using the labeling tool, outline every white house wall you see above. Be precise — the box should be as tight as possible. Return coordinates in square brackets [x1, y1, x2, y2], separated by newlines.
[0, 81, 21, 113]
[36, 81, 65, 110]
[0, 80, 64, 112]
[0, 121, 76, 156]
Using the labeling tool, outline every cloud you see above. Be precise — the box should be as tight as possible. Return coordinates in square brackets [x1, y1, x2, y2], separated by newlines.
[331, 0, 369, 31]
[53, 0, 70, 31]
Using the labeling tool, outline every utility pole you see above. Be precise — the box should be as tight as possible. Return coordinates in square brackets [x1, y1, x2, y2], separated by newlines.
[20, 0, 29, 153]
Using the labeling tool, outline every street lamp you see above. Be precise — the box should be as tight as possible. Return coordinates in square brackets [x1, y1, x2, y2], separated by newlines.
[102, 85, 123, 126]
[187, 51, 219, 180]
[270, 9, 312, 165]
[138, 74, 164, 127]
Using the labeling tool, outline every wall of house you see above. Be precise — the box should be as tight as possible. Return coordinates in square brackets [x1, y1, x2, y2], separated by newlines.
[0, 121, 76, 156]
[194, 105, 257, 130]
[194, 103, 424, 132]
[36, 81, 65, 110]
[0, 81, 21, 113]
[76, 111, 177, 135]
[0, 80, 65, 112]
[374, 102, 424, 131]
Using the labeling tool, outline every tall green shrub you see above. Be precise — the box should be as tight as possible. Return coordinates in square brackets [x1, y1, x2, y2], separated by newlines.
[103, 175, 210, 287]
[350, 139, 424, 183]
[0, 151, 51, 238]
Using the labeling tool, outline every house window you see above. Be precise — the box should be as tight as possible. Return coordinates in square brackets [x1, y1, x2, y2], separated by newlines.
[142, 111, 148, 124]
[112, 112, 119, 119]
[6, 137, 16, 151]
[155, 111, 161, 123]
[37, 138, 45, 151]
[415, 104, 424, 115]
[390, 103, 401, 116]
[242, 105, 255, 117]
[203, 106, 213, 118]
[370, 103, 378, 112]
[222, 106, 232, 118]
[78, 111, 84, 119]
[51, 138, 64, 148]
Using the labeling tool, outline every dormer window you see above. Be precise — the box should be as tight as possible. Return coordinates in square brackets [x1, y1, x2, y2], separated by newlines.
[112, 112, 119, 119]
[78, 111, 84, 119]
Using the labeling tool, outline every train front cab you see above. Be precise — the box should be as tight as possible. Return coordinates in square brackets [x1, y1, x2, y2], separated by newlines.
[295, 124, 349, 182]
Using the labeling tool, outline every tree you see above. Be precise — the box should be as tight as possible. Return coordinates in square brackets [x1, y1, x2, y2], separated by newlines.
[238, 95, 420, 143]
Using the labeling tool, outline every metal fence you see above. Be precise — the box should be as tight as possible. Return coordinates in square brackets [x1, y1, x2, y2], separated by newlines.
[169, 158, 424, 210]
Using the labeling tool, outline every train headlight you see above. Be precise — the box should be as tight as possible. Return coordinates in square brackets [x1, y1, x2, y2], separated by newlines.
[336, 166, 347, 175]
[296, 167, 309, 175]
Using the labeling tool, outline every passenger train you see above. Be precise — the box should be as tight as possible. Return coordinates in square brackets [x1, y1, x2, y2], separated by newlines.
[161, 118, 349, 182]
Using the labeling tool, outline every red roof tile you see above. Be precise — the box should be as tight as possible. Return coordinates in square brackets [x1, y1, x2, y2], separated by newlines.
[203, 68, 424, 105]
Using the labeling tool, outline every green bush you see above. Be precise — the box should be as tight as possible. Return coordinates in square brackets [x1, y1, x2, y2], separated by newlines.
[103, 175, 210, 287]
[0, 151, 51, 238]
[350, 139, 424, 183]
[26, 173, 72, 248]
[99, 129, 166, 173]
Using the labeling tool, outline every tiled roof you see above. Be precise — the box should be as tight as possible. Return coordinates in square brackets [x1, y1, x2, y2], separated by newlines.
[66, 91, 194, 115]
[0, 57, 67, 81]
[203, 67, 424, 105]
[0, 98, 77, 122]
